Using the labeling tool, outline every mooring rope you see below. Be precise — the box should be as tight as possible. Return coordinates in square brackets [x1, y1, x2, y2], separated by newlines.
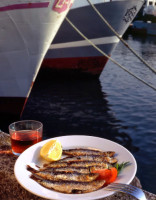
[66, 17, 156, 91]
[87, 0, 156, 74]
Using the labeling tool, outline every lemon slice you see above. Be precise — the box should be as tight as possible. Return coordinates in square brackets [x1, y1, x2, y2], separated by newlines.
[40, 139, 62, 161]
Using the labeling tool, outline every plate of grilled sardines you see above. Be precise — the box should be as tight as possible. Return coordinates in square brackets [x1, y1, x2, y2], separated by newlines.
[14, 135, 137, 200]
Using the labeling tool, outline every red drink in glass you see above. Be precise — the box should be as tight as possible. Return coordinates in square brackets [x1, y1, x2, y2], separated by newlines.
[9, 120, 43, 155]
[11, 130, 42, 154]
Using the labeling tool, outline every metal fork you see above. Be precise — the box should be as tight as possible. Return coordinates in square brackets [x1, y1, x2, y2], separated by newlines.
[105, 183, 147, 200]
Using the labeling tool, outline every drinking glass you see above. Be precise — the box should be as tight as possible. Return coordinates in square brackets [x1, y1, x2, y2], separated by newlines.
[9, 120, 43, 156]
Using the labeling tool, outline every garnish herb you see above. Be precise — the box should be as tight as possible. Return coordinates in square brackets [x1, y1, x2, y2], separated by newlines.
[114, 162, 130, 174]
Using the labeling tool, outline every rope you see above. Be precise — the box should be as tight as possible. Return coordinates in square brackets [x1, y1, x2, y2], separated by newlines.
[65, 17, 156, 91]
[87, 0, 156, 74]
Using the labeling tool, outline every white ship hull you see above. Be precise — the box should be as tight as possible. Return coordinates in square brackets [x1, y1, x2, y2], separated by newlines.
[0, 0, 74, 117]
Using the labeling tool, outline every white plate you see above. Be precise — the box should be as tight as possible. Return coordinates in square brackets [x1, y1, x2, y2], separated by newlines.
[14, 135, 137, 200]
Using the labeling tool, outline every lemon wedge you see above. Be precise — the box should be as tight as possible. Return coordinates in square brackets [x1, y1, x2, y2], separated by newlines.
[40, 139, 62, 161]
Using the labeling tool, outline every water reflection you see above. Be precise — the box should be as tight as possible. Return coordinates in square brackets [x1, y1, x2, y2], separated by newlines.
[131, 35, 156, 44]
[22, 71, 138, 153]
[100, 34, 156, 193]
[123, 34, 156, 61]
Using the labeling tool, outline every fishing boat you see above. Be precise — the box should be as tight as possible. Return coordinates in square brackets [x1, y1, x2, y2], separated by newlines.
[131, 0, 156, 35]
[0, 0, 144, 121]
[42, 0, 144, 76]
[0, 0, 74, 120]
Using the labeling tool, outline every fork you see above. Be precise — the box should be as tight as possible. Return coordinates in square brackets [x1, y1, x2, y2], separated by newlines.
[105, 183, 147, 200]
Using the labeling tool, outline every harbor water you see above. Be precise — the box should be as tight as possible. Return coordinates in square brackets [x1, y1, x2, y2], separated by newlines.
[9, 34, 156, 194]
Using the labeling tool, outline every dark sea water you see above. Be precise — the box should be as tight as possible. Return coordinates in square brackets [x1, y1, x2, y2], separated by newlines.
[16, 34, 156, 194]
[100, 34, 156, 194]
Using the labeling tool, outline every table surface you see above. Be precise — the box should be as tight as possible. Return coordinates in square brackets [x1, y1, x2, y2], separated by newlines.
[0, 131, 155, 200]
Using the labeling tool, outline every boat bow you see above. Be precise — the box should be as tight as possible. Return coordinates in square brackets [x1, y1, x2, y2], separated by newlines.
[0, 0, 74, 117]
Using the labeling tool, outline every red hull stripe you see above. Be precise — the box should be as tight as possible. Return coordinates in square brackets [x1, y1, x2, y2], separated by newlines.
[0, 2, 50, 12]
[42, 56, 109, 75]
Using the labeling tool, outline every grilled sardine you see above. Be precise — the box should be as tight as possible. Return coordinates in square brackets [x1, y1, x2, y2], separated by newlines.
[30, 175, 105, 194]
[63, 148, 115, 157]
[43, 154, 117, 169]
[59, 155, 117, 164]
[27, 165, 99, 182]
[40, 165, 111, 174]
[40, 166, 91, 173]
[43, 160, 109, 170]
